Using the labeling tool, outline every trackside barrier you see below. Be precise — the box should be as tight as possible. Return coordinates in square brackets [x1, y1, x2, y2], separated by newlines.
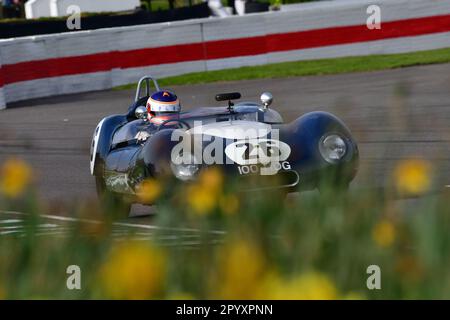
[0, 0, 449, 109]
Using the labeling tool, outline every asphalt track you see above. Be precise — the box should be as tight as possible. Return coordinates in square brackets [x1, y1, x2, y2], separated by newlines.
[1, 63, 450, 217]
[0, 210, 225, 245]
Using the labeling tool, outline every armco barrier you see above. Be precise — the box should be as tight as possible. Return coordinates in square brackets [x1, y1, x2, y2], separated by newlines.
[0, 0, 449, 109]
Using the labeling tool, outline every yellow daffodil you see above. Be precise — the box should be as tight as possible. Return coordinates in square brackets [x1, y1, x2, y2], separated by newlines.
[214, 240, 266, 299]
[0, 157, 32, 198]
[219, 194, 240, 215]
[394, 159, 432, 196]
[136, 179, 162, 204]
[372, 219, 396, 248]
[187, 168, 224, 215]
[342, 292, 365, 300]
[264, 272, 338, 300]
[187, 184, 216, 215]
[99, 242, 166, 299]
[167, 292, 195, 300]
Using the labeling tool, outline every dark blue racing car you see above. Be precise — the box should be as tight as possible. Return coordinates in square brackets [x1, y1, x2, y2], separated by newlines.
[90, 76, 359, 214]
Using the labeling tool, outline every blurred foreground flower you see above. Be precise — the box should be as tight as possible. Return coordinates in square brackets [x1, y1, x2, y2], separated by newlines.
[136, 179, 162, 204]
[219, 194, 240, 215]
[78, 219, 110, 239]
[214, 240, 266, 299]
[395, 255, 424, 283]
[200, 167, 223, 191]
[394, 159, 432, 196]
[75, 200, 111, 237]
[263, 272, 338, 300]
[342, 292, 365, 300]
[0, 158, 32, 198]
[99, 242, 166, 299]
[372, 219, 396, 248]
[187, 168, 223, 215]
[168, 292, 195, 300]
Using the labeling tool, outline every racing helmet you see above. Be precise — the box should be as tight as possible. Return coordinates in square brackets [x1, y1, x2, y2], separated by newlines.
[146, 90, 181, 115]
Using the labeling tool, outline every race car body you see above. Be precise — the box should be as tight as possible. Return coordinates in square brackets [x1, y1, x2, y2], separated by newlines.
[90, 76, 359, 211]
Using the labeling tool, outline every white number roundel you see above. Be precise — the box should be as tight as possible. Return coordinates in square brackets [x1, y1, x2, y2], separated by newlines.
[225, 139, 291, 165]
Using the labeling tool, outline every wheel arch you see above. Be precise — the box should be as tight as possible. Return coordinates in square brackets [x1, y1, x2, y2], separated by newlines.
[90, 115, 128, 176]
[282, 111, 359, 170]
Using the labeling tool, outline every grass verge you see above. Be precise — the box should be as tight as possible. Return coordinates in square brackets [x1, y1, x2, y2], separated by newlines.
[115, 47, 450, 90]
[0, 158, 448, 299]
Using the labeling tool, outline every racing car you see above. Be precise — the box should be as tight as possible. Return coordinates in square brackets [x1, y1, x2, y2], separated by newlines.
[90, 76, 359, 214]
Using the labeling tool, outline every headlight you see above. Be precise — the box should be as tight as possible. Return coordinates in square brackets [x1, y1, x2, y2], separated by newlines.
[171, 153, 200, 181]
[319, 134, 347, 163]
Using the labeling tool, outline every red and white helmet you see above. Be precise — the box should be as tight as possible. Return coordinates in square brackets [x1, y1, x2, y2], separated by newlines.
[146, 90, 181, 114]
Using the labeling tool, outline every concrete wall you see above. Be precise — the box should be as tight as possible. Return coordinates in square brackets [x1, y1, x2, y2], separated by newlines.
[3, 0, 450, 109]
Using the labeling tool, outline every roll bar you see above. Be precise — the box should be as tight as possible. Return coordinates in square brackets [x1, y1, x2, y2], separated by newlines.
[134, 76, 161, 102]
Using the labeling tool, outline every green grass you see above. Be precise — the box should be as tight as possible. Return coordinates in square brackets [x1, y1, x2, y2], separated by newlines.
[2, 159, 450, 299]
[115, 47, 450, 90]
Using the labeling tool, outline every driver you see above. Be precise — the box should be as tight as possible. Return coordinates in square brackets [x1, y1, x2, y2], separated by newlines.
[134, 90, 182, 143]
[146, 90, 181, 124]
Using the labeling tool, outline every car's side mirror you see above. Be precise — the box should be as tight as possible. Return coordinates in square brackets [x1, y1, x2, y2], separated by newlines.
[260, 92, 273, 109]
[135, 106, 148, 120]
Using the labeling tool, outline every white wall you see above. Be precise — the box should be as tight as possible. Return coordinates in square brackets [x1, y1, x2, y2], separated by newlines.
[3, 0, 450, 109]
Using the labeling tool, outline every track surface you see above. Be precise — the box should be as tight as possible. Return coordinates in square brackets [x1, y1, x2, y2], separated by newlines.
[1, 64, 450, 212]
[0, 210, 224, 245]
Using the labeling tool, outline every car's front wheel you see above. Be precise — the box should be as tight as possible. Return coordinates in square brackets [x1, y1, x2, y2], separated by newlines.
[95, 175, 131, 217]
